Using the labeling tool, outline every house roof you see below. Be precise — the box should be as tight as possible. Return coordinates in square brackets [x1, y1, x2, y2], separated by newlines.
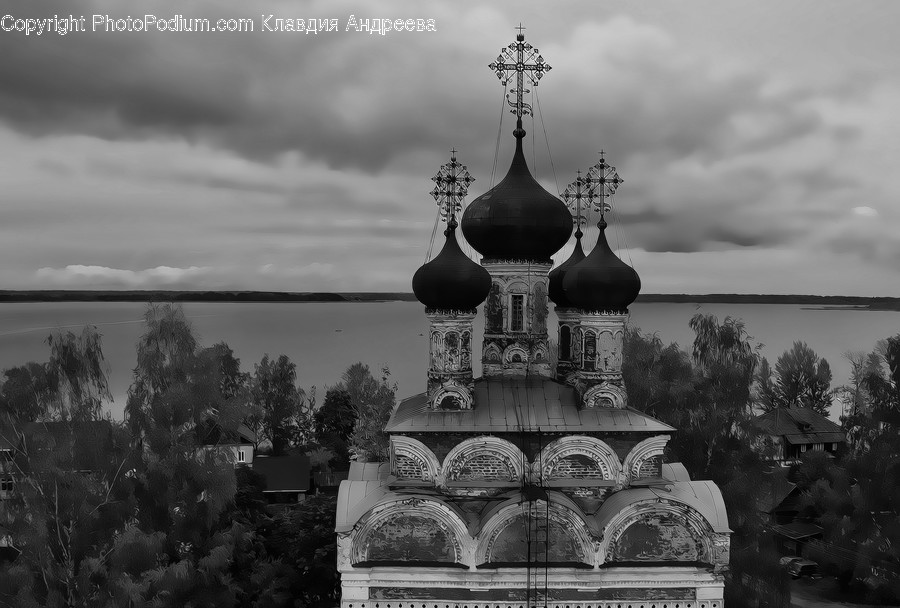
[196, 419, 257, 446]
[772, 521, 823, 540]
[385, 377, 674, 434]
[753, 407, 846, 446]
[253, 455, 310, 493]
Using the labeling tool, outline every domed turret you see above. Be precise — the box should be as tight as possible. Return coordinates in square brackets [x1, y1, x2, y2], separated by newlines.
[548, 231, 585, 307]
[461, 126, 572, 261]
[562, 219, 641, 312]
[412, 224, 492, 310]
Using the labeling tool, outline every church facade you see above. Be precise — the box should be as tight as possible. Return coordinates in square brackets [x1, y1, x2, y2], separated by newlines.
[336, 30, 730, 608]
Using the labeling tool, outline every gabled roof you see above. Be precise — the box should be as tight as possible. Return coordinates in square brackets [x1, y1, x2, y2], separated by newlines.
[195, 419, 257, 446]
[386, 377, 674, 434]
[753, 407, 845, 445]
[252, 455, 310, 493]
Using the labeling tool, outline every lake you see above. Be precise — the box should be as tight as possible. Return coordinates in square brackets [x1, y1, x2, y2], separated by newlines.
[0, 301, 897, 420]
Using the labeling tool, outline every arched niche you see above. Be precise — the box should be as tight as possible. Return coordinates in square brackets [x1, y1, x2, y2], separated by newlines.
[503, 345, 529, 365]
[477, 499, 595, 567]
[622, 435, 669, 482]
[430, 380, 473, 411]
[391, 436, 440, 482]
[600, 500, 715, 565]
[351, 497, 469, 566]
[442, 436, 525, 484]
[534, 435, 622, 483]
[583, 382, 627, 409]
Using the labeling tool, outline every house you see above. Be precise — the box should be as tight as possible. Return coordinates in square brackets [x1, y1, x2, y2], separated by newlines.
[753, 407, 846, 465]
[194, 419, 256, 466]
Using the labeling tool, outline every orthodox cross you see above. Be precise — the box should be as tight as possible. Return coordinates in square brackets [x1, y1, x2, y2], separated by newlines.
[584, 151, 624, 222]
[562, 170, 589, 237]
[488, 26, 551, 120]
[430, 148, 474, 230]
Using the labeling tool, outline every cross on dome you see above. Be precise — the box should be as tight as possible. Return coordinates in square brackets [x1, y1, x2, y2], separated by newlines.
[562, 170, 589, 236]
[488, 26, 551, 121]
[584, 151, 624, 222]
[430, 149, 475, 230]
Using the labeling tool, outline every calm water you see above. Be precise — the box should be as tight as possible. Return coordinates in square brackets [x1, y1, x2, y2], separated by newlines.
[0, 301, 896, 420]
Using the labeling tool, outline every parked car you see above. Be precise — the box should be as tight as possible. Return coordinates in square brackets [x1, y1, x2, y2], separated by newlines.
[787, 558, 819, 579]
[779, 556, 802, 567]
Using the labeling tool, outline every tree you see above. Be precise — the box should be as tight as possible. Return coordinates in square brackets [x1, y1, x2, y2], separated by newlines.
[341, 363, 396, 463]
[108, 303, 250, 606]
[792, 334, 900, 601]
[0, 326, 133, 608]
[756, 341, 833, 416]
[313, 388, 355, 470]
[250, 354, 305, 456]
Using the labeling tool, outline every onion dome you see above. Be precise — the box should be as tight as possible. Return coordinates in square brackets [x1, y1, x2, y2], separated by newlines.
[562, 219, 641, 312]
[461, 125, 572, 261]
[412, 222, 492, 310]
[548, 231, 585, 307]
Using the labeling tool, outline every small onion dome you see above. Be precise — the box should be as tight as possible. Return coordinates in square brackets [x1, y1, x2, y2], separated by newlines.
[412, 225, 492, 310]
[562, 219, 641, 312]
[548, 231, 585, 308]
[461, 127, 572, 261]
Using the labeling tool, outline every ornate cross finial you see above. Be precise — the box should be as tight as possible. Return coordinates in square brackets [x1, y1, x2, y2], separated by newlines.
[488, 26, 551, 122]
[430, 149, 474, 230]
[584, 151, 624, 223]
[562, 170, 589, 237]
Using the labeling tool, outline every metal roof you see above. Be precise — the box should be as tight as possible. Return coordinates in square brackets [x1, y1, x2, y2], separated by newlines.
[753, 407, 846, 445]
[385, 377, 674, 434]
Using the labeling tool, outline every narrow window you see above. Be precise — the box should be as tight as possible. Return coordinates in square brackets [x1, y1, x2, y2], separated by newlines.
[237, 449, 245, 463]
[583, 332, 597, 371]
[510, 295, 525, 332]
[559, 325, 571, 361]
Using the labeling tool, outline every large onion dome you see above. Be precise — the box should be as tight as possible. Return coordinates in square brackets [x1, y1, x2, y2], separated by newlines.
[562, 219, 641, 312]
[461, 127, 572, 261]
[548, 230, 585, 308]
[412, 223, 492, 310]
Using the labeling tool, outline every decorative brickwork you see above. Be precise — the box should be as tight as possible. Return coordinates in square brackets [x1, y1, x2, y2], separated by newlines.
[623, 435, 669, 483]
[451, 453, 514, 482]
[395, 454, 427, 480]
[637, 455, 662, 479]
[550, 454, 606, 479]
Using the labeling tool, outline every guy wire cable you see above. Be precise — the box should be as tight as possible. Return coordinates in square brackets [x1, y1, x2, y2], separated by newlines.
[490, 81, 508, 188]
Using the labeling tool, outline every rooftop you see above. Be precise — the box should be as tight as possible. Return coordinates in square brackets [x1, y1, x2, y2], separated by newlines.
[753, 407, 845, 445]
[386, 377, 674, 434]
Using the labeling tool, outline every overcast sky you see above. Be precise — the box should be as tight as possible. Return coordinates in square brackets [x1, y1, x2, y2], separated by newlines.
[2, 0, 899, 296]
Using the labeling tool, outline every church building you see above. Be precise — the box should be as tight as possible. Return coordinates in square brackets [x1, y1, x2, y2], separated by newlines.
[336, 29, 731, 608]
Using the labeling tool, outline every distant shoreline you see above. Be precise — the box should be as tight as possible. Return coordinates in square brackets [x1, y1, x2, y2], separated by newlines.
[1, 291, 899, 310]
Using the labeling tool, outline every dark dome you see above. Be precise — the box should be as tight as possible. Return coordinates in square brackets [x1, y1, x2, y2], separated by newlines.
[412, 227, 492, 310]
[461, 130, 572, 261]
[562, 220, 641, 312]
[548, 232, 585, 308]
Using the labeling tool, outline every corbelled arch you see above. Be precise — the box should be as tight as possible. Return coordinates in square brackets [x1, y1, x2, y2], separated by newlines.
[598, 498, 716, 565]
[351, 496, 472, 566]
[533, 435, 622, 483]
[622, 434, 669, 482]
[475, 495, 596, 567]
[442, 435, 526, 483]
[391, 436, 440, 482]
